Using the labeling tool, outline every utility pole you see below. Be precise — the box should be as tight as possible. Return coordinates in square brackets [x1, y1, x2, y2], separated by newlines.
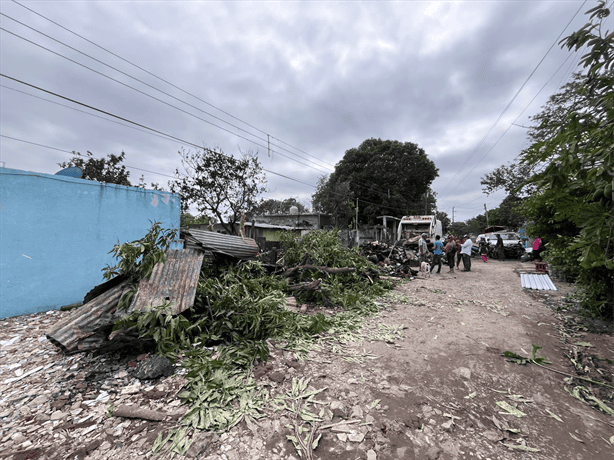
[450, 206, 454, 232]
[484, 203, 489, 228]
[355, 198, 359, 245]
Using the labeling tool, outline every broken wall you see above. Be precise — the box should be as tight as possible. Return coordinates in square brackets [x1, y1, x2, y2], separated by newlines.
[0, 167, 181, 319]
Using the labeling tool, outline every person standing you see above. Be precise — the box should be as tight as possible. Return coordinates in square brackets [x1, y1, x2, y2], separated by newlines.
[461, 235, 473, 272]
[533, 237, 543, 261]
[495, 234, 505, 261]
[455, 236, 463, 269]
[430, 235, 444, 274]
[418, 233, 428, 264]
[444, 236, 457, 273]
[479, 238, 488, 262]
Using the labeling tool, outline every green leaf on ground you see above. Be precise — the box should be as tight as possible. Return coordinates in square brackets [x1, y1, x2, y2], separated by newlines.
[370, 399, 381, 408]
[574, 342, 594, 347]
[546, 409, 563, 422]
[464, 392, 477, 399]
[503, 443, 540, 452]
[496, 401, 526, 418]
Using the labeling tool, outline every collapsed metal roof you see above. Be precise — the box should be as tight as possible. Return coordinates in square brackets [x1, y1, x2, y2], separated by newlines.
[47, 248, 207, 353]
[521, 274, 557, 291]
[185, 228, 260, 260]
[131, 248, 205, 315]
[47, 280, 131, 353]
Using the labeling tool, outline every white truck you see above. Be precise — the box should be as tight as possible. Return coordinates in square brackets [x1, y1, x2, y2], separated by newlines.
[397, 215, 443, 241]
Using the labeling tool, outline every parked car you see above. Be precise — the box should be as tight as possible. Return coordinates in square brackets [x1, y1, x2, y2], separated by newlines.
[475, 232, 525, 259]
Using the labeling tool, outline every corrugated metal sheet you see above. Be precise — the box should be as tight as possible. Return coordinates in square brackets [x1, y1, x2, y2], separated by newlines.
[521, 274, 557, 291]
[47, 280, 131, 353]
[131, 249, 205, 314]
[185, 228, 260, 260]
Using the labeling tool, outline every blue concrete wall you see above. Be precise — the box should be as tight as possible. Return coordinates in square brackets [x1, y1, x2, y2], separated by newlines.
[0, 168, 181, 319]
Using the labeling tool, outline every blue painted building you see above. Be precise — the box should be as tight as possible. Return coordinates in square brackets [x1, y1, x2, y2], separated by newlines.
[0, 167, 181, 319]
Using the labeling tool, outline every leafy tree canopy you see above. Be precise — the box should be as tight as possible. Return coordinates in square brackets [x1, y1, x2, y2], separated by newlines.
[312, 176, 355, 228]
[170, 147, 267, 235]
[180, 213, 211, 227]
[436, 211, 451, 234]
[481, 162, 536, 198]
[315, 139, 438, 225]
[518, 1, 613, 317]
[58, 151, 131, 186]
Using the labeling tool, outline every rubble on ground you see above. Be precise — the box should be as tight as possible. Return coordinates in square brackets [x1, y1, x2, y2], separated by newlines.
[359, 241, 419, 278]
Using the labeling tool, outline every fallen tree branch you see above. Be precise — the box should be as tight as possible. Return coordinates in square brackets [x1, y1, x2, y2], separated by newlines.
[288, 279, 322, 292]
[112, 404, 185, 421]
[282, 265, 356, 278]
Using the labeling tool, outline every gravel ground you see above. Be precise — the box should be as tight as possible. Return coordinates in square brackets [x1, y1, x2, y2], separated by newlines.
[1, 258, 612, 460]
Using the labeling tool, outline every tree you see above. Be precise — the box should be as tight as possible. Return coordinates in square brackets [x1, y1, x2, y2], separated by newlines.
[251, 197, 308, 216]
[481, 162, 536, 198]
[312, 175, 355, 228]
[518, 2, 613, 317]
[58, 151, 132, 186]
[317, 139, 438, 224]
[180, 213, 211, 227]
[170, 147, 267, 235]
[436, 211, 451, 234]
[483, 196, 526, 231]
[448, 221, 469, 237]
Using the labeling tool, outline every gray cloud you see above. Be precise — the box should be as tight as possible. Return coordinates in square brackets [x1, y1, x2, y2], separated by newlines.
[1, 0, 591, 222]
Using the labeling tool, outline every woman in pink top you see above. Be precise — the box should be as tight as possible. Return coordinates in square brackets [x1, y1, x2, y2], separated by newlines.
[532, 237, 543, 261]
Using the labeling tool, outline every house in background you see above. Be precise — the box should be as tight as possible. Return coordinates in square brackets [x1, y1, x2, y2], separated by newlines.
[186, 210, 335, 250]
[0, 167, 180, 319]
[254, 211, 334, 231]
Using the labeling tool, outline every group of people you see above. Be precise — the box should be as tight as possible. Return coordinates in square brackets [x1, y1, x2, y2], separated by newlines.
[417, 233, 545, 275]
[418, 233, 473, 274]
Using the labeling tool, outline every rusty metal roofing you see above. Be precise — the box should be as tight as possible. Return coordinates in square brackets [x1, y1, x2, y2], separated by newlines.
[521, 273, 557, 291]
[185, 228, 260, 260]
[130, 248, 205, 315]
[47, 280, 131, 354]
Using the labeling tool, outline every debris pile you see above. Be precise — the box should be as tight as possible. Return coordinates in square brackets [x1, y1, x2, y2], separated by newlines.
[359, 241, 419, 277]
[0, 224, 409, 458]
[46, 228, 262, 354]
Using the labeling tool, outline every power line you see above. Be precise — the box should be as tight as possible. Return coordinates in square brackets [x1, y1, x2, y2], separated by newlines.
[0, 134, 178, 180]
[7, 1, 407, 201]
[3, 4, 445, 212]
[0, 11, 335, 174]
[0, 26, 332, 176]
[2, 133, 418, 215]
[1, 84, 184, 144]
[0, 78, 418, 214]
[0, 73, 319, 188]
[437, 0, 588, 200]
[0, 19, 396, 199]
[10, 0, 338, 171]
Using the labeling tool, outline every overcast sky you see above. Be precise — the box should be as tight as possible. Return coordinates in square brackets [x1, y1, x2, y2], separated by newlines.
[0, 0, 605, 222]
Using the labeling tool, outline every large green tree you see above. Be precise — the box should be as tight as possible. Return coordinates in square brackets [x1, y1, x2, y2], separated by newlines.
[170, 147, 267, 235]
[315, 138, 438, 224]
[436, 211, 451, 234]
[519, 2, 613, 317]
[312, 176, 355, 228]
[58, 151, 132, 186]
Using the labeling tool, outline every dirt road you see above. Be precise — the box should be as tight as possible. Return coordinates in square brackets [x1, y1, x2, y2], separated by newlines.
[247, 259, 614, 460]
[1, 259, 613, 460]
